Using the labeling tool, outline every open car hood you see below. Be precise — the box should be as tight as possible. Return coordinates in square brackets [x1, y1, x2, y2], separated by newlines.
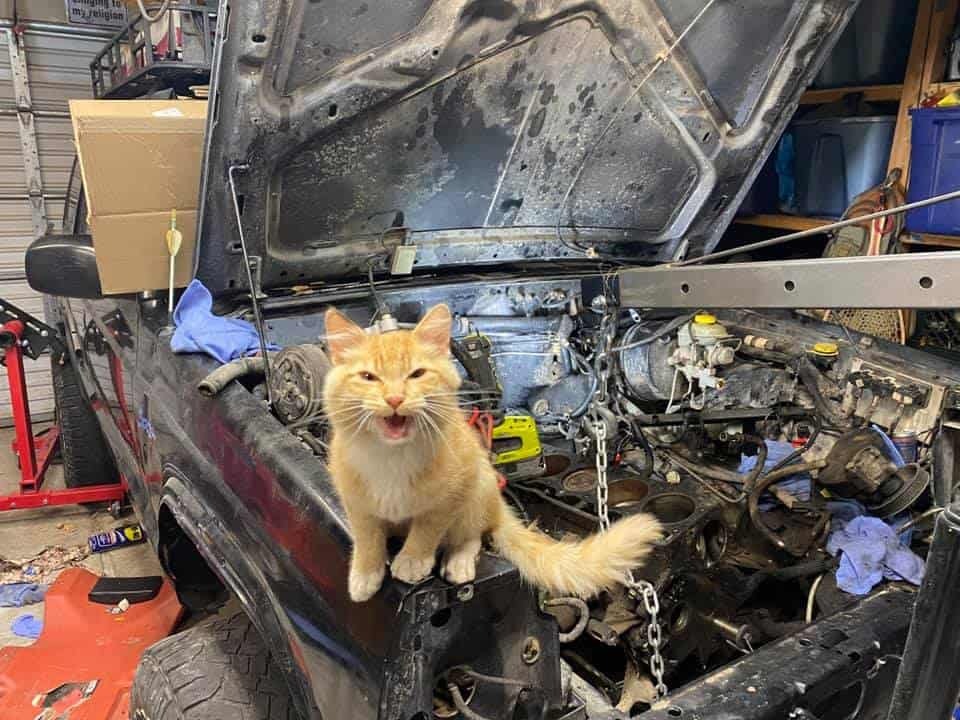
[196, 0, 858, 295]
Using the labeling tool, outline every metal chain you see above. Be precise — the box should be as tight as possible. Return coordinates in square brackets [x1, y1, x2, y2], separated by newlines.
[590, 308, 667, 698]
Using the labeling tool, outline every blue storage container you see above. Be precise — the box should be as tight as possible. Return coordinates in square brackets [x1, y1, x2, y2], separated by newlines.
[792, 116, 896, 218]
[906, 107, 960, 235]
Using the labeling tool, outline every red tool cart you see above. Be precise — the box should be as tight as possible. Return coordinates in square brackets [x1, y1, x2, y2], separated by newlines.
[0, 301, 126, 511]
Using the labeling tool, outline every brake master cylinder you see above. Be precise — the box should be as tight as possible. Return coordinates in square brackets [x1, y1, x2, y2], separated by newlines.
[670, 314, 737, 399]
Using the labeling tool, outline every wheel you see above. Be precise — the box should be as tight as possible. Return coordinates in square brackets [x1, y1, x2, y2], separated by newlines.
[130, 613, 300, 720]
[51, 357, 118, 488]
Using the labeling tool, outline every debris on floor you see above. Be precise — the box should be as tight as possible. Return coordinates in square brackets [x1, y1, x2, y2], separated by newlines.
[0, 544, 90, 585]
[0, 581, 47, 607]
[0, 568, 182, 720]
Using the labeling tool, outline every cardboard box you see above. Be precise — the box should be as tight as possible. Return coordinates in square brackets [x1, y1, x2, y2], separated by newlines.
[70, 99, 207, 295]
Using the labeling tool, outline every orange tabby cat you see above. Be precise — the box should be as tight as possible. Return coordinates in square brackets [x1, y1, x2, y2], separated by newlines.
[323, 303, 662, 602]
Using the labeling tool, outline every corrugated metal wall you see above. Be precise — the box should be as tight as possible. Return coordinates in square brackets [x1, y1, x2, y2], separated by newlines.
[0, 23, 111, 422]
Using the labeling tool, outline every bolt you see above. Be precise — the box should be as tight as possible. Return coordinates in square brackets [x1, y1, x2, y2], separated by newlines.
[456, 584, 474, 602]
[522, 636, 541, 665]
[40, 330, 48, 337]
[666, 470, 681, 485]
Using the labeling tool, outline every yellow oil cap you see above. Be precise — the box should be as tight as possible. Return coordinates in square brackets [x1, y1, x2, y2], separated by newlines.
[811, 341, 839, 357]
[693, 313, 717, 325]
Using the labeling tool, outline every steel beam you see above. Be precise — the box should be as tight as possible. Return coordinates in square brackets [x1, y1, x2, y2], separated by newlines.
[618, 252, 960, 309]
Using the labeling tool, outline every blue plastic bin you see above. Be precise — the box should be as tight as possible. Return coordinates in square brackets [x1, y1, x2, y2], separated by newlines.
[906, 107, 960, 235]
[792, 116, 896, 218]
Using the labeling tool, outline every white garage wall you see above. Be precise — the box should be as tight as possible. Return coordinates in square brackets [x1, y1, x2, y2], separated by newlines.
[0, 23, 112, 423]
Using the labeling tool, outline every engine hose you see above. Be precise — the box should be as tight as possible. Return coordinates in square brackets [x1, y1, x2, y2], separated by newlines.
[738, 556, 838, 601]
[544, 597, 591, 643]
[740, 434, 769, 491]
[748, 461, 828, 552]
[197, 356, 267, 396]
[623, 420, 655, 482]
[797, 359, 849, 429]
[612, 313, 695, 352]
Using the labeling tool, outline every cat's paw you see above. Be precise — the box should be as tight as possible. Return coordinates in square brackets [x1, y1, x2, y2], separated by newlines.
[349, 564, 385, 602]
[442, 551, 477, 585]
[391, 553, 435, 584]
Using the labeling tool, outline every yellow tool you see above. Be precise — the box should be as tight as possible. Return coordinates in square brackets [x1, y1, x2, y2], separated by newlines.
[492, 415, 542, 465]
[165, 209, 183, 314]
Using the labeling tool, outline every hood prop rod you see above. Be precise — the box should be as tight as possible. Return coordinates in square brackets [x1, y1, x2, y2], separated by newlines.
[228, 163, 274, 408]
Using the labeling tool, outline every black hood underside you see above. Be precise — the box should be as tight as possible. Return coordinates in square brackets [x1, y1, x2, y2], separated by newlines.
[196, 0, 858, 295]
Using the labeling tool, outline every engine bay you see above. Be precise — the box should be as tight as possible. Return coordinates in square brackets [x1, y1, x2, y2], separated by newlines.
[250, 276, 958, 715]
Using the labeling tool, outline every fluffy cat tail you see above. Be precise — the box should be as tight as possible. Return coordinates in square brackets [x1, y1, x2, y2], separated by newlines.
[491, 508, 662, 598]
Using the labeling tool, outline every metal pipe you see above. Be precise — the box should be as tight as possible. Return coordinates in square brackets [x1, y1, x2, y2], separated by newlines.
[0, 194, 66, 202]
[885, 502, 960, 720]
[0, 108, 71, 118]
[0, 19, 116, 39]
[675, 187, 960, 266]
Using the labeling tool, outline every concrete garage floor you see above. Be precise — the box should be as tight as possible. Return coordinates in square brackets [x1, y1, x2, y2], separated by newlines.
[0, 425, 163, 648]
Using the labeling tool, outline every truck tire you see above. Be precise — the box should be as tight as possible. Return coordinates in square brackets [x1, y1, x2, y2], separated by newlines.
[130, 613, 300, 720]
[51, 357, 118, 488]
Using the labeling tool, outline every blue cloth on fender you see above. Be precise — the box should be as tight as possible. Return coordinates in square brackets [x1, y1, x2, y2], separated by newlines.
[826, 515, 925, 595]
[738, 439, 812, 509]
[11, 613, 42, 639]
[171, 280, 277, 364]
[0, 582, 47, 607]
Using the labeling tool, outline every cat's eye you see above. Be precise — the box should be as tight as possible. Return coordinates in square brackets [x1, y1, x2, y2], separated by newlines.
[359, 371, 379, 382]
[408, 368, 427, 379]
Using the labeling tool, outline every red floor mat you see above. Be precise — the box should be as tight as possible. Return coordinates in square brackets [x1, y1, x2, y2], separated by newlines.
[0, 567, 182, 720]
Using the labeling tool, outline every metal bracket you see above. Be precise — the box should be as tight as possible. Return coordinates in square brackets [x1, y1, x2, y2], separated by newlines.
[0, 298, 66, 361]
[6, 28, 48, 238]
[618, 252, 960, 310]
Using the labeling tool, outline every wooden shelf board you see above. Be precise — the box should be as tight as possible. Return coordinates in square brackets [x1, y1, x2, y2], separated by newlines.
[800, 84, 903, 105]
[735, 214, 834, 232]
[902, 233, 960, 248]
[927, 81, 960, 97]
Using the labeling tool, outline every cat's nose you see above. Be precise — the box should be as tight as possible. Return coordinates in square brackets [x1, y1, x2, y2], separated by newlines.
[385, 395, 405, 410]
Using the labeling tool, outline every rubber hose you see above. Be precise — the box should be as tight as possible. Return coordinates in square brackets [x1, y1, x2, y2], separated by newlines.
[544, 597, 591, 643]
[197, 356, 266, 396]
[625, 420, 655, 482]
[797, 359, 848, 428]
[748, 461, 828, 551]
[740, 434, 769, 491]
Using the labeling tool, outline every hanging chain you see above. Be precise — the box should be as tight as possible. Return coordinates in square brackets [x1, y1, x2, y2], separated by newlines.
[590, 307, 667, 698]
[594, 419, 610, 532]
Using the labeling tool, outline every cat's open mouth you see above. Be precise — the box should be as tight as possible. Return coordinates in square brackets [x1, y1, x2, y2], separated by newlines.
[378, 414, 411, 441]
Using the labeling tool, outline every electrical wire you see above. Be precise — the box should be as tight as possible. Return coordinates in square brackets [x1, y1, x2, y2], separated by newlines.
[806, 574, 826, 623]
[553, 0, 719, 257]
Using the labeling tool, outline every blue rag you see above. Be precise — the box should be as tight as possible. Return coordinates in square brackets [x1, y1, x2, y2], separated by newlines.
[171, 280, 277, 364]
[826, 516, 925, 595]
[738, 440, 812, 509]
[0, 582, 47, 607]
[11, 613, 42, 639]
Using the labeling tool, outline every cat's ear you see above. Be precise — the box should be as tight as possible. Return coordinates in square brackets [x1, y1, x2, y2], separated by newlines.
[413, 304, 452, 355]
[325, 308, 367, 363]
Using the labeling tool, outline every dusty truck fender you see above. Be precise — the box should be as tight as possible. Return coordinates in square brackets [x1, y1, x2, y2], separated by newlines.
[136, 301, 572, 720]
[159, 474, 321, 720]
